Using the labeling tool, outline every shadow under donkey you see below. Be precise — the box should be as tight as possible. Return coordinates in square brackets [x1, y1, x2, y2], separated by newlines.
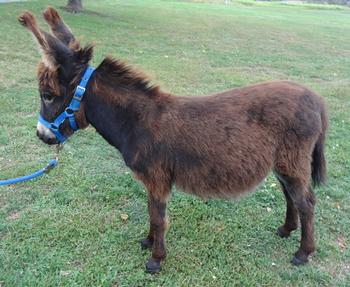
[18, 7, 328, 273]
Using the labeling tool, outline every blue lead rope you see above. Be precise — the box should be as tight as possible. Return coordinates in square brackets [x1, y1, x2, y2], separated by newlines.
[0, 145, 62, 186]
[0, 159, 58, 186]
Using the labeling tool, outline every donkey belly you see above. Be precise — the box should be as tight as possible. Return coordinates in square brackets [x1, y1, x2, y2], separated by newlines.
[172, 134, 274, 199]
[176, 168, 271, 199]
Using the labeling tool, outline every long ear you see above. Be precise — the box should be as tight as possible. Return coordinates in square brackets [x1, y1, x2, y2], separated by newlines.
[18, 12, 48, 51]
[18, 11, 72, 69]
[43, 7, 76, 47]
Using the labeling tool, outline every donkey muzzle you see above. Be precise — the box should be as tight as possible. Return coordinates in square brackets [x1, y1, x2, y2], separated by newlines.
[36, 121, 59, 145]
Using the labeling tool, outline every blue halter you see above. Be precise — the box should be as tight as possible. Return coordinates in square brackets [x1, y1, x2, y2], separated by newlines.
[38, 66, 95, 143]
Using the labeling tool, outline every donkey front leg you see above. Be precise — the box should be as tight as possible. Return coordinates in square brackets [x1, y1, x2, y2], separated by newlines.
[144, 191, 170, 274]
[140, 197, 156, 250]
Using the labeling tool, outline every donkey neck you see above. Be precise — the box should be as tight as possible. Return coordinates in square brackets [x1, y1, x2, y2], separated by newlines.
[82, 61, 171, 160]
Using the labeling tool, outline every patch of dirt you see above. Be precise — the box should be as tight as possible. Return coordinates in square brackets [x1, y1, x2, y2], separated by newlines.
[337, 235, 347, 251]
[0, 0, 26, 3]
[59, 6, 109, 17]
[6, 211, 20, 220]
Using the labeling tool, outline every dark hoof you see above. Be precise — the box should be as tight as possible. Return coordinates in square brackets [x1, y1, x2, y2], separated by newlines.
[277, 226, 290, 238]
[140, 238, 153, 250]
[291, 255, 308, 266]
[146, 258, 161, 274]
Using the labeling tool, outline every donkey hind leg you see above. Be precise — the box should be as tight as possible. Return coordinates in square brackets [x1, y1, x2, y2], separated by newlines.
[279, 175, 316, 265]
[143, 189, 170, 274]
[276, 178, 299, 238]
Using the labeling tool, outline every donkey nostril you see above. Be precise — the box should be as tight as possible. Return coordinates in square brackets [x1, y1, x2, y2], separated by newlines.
[36, 130, 56, 144]
[46, 137, 59, 145]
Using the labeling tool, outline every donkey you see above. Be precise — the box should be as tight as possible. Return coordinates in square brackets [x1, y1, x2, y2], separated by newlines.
[18, 7, 328, 273]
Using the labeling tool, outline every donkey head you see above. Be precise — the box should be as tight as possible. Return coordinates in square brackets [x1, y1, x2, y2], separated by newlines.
[18, 7, 93, 144]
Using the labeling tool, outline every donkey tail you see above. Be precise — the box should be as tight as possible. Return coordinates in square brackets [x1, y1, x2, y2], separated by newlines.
[311, 108, 328, 187]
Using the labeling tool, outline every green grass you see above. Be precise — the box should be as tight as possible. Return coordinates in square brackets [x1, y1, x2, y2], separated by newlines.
[0, 0, 349, 286]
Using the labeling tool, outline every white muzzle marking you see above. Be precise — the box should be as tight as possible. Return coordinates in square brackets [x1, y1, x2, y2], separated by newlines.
[37, 121, 55, 138]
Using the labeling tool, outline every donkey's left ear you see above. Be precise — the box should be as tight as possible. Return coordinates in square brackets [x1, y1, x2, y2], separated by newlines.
[74, 45, 94, 64]
[18, 11, 72, 69]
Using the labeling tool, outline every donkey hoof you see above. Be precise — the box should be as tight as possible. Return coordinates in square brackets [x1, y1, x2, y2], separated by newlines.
[146, 258, 161, 274]
[140, 238, 153, 250]
[277, 226, 290, 238]
[291, 255, 308, 266]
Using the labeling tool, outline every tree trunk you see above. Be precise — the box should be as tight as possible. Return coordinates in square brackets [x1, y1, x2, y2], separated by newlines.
[66, 0, 83, 13]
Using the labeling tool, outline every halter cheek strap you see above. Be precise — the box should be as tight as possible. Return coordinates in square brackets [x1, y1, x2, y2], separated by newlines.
[38, 66, 95, 144]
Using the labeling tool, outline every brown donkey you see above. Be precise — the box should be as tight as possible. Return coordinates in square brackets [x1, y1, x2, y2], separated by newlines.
[18, 8, 328, 273]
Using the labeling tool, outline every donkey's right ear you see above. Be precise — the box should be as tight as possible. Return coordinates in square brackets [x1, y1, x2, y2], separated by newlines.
[18, 11, 49, 52]
[43, 7, 76, 47]
[18, 11, 73, 69]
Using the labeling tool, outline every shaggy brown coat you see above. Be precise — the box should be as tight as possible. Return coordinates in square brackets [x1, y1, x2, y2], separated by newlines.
[18, 7, 328, 273]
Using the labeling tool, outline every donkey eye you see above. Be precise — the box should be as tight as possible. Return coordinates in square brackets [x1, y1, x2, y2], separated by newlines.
[42, 93, 54, 102]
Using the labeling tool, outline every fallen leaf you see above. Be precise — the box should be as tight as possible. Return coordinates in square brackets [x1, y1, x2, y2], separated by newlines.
[120, 213, 129, 221]
[216, 224, 225, 232]
[60, 270, 71, 276]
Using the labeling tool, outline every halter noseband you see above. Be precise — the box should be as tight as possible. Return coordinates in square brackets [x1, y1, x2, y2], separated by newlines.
[38, 66, 95, 143]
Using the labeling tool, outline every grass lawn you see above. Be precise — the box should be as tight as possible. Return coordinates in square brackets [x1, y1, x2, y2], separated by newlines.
[0, 0, 349, 286]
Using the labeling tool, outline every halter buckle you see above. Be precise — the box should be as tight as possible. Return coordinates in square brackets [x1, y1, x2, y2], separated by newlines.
[65, 108, 75, 116]
[74, 85, 86, 100]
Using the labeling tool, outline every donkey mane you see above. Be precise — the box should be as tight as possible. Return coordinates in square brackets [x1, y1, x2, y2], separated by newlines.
[96, 57, 159, 96]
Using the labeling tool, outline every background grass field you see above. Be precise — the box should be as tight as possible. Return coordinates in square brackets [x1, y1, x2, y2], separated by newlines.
[0, 0, 349, 286]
